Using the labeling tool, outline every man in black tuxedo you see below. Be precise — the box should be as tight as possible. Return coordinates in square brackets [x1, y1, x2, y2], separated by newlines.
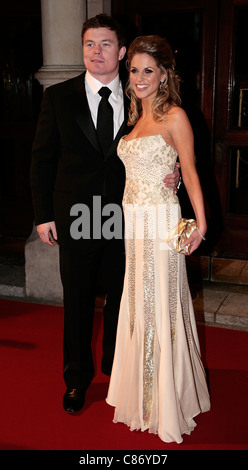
[30, 14, 179, 414]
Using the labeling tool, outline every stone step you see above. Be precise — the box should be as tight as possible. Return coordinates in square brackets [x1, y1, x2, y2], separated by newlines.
[193, 286, 248, 329]
[0, 263, 25, 298]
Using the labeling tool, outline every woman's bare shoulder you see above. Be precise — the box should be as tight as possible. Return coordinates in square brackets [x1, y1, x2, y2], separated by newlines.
[167, 105, 188, 119]
[164, 106, 192, 133]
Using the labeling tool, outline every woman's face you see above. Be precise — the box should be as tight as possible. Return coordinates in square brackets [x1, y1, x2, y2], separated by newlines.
[129, 53, 166, 102]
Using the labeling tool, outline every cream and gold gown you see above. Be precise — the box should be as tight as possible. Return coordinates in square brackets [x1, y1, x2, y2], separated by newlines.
[106, 135, 210, 444]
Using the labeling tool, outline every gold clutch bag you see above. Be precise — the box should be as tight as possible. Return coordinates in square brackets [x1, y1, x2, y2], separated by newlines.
[167, 218, 197, 254]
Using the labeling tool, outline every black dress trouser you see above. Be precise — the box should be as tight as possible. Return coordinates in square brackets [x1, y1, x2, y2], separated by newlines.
[59, 236, 126, 390]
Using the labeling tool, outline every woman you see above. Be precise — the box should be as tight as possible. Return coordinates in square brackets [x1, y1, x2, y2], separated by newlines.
[106, 35, 210, 444]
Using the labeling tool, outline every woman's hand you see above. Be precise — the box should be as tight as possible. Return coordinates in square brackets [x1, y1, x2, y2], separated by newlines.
[181, 228, 205, 255]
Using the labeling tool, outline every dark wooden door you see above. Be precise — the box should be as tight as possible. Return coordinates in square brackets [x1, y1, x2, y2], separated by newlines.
[114, 0, 218, 137]
[214, 0, 248, 260]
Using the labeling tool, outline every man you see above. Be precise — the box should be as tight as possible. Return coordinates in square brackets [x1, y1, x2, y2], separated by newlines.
[30, 14, 179, 414]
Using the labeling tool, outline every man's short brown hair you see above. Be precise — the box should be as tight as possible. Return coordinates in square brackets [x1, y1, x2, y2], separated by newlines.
[81, 13, 126, 49]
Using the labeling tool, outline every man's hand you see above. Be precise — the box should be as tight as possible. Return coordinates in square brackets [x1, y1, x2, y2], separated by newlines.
[163, 162, 181, 194]
[37, 221, 58, 246]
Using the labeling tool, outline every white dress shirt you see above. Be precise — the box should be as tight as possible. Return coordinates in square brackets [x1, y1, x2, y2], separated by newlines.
[85, 71, 124, 139]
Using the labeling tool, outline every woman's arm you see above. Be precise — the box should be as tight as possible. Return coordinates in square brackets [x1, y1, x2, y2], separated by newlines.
[169, 107, 207, 254]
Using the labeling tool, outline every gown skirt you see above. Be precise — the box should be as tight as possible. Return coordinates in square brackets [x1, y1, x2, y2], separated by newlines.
[106, 135, 210, 444]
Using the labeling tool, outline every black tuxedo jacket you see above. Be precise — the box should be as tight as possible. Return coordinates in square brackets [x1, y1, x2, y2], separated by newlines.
[30, 72, 130, 248]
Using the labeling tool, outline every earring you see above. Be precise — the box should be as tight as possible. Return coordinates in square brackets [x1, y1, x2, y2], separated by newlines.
[159, 80, 168, 94]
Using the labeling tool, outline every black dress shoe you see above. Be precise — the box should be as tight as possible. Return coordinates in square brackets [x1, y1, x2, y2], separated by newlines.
[63, 388, 86, 414]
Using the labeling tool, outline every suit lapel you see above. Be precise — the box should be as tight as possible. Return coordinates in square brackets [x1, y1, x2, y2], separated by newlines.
[71, 76, 102, 154]
[70, 74, 130, 158]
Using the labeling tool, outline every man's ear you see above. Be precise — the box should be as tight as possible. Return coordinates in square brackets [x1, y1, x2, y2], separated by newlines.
[118, 46, 126, 61]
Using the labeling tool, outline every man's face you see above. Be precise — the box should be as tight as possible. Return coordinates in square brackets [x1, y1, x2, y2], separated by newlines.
[83, 27, 126, 84]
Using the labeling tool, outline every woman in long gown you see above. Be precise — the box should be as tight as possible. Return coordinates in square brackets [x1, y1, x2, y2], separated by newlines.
[106, 35, 210, 444]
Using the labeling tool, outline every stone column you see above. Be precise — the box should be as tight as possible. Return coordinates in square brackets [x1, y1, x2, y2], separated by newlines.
[35, 0, 86, 89]
[25, 0, 88, 304]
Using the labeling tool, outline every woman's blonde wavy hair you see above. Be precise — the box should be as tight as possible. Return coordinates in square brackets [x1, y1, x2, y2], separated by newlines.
[126, 35, 182, 126]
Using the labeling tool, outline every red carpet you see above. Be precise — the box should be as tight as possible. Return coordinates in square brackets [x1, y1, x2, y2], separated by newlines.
[0, 298, 247, 457]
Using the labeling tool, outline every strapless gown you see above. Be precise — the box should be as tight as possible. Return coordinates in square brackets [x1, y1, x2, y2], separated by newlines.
[106, 135, 210, 444]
